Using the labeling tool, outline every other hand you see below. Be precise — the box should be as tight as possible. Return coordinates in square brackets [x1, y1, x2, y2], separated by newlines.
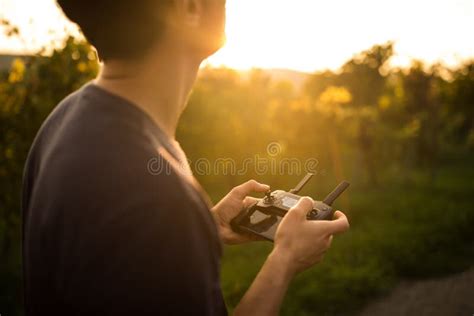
[211, 180, 270, 245]
[273, 197, 350, 275]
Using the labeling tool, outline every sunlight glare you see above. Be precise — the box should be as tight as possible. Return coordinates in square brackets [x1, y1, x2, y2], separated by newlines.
[207, 0, 474, 71]
[0, 0, 473, 72]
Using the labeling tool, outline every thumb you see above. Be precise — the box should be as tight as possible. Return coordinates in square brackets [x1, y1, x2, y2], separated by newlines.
[287, 196, 314, 219]
[231, 180, 270, 200]
[326, 210, 350, 235]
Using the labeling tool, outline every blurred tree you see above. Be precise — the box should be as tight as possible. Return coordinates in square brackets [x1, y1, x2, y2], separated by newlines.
[303, 43, 395, 186]
[338, 42, 394, 107]
[0, 34, 98, 314]
[396, 61, 443, 178]
[443, 61, 474, 147]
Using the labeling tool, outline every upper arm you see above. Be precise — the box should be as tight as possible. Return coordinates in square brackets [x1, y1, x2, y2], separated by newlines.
[57, 153, 225, 314]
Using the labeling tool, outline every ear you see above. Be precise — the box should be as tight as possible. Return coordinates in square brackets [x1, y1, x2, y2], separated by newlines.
[178, 0, 204, 28]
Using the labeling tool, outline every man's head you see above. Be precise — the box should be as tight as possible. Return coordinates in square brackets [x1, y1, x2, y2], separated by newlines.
[58, 0, 226, 62]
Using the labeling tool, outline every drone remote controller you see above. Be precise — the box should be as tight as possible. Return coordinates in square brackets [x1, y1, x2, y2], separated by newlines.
[231, 173, 350, 241]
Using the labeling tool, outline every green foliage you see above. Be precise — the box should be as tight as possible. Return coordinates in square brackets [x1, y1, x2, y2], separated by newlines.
[221, 160, 474, 315]
[0, 37, 98, 314]
[0, 36, 473, 315]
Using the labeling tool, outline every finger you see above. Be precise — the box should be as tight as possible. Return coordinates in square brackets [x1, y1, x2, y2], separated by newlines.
[326, 210, 350, 235]
[326, 235, 333, 248]
[287, 196, 314, 219]
[243, 196, 259, 208]
[247, 233, 267, 242]
[313, 254, 325, 264]
[231, 180, 270, 200]
[226, 229, 265, 244]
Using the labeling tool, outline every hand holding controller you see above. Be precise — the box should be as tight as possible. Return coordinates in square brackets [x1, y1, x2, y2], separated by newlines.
[231, 175, 350, 315]
[231, 173, 350, 241]
[272, 197, 350, 275]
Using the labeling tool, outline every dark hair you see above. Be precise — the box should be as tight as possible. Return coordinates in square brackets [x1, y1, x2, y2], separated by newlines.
[57, 0, 172, 60]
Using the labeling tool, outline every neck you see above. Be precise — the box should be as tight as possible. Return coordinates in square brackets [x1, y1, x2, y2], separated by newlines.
[95, 47, 201, 139]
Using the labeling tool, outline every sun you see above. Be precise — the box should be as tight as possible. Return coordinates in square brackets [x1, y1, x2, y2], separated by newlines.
[207, 0, 347, 71]
[206, 0, 374, 72]
[206, 0, 474, 72]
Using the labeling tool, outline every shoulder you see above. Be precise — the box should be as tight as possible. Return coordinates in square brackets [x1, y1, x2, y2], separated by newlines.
[24, 82, 221, 247]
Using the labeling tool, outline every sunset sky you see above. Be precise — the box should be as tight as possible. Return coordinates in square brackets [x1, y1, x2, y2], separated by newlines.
[0, 0, 473, 72]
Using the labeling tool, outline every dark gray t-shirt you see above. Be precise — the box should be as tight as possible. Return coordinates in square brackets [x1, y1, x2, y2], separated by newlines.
[22, 83, 227, 315]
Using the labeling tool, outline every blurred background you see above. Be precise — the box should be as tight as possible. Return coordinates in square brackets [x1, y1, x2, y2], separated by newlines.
[0, 0, 473, 315]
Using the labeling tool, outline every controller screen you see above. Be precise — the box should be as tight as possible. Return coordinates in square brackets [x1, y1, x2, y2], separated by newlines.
[282, 196, 299, 208]
[247, 210, 282, 240]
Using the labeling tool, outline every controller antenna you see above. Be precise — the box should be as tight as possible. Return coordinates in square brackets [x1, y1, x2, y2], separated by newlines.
[322, 181, 350, 206]
[290, 173, 314, 194]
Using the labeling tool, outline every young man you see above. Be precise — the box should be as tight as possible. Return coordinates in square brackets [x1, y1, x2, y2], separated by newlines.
[22, 0, 349, 315]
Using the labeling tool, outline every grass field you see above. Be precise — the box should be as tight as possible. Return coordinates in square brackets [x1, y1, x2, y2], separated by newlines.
[217, 158, 474, 315]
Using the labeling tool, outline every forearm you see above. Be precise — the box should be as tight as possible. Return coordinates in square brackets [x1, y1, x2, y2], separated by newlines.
[233, 250, 295, 316]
